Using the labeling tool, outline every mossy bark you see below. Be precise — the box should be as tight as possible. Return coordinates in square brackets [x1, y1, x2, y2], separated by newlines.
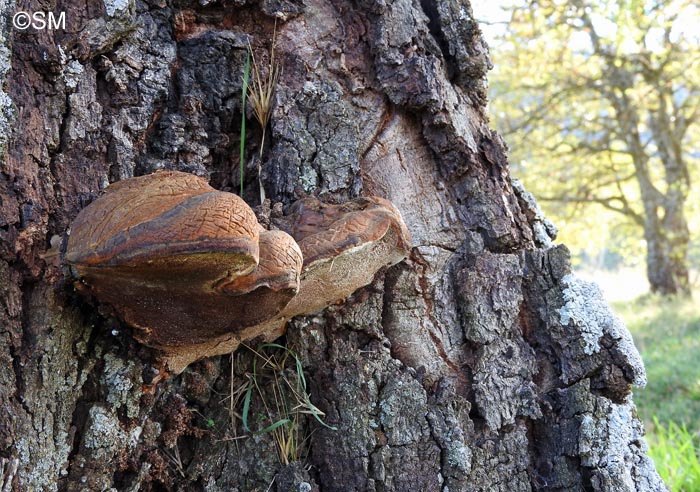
[0, 0, 666, 491]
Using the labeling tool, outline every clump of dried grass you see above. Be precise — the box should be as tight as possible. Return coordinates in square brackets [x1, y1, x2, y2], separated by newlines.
[247, 23, 280, 203]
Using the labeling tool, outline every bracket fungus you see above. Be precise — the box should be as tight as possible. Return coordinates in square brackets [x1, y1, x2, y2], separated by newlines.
[65, 170, 410, 372]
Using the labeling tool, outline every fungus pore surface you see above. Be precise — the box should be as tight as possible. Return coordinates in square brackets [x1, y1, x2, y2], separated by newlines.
[65, 170, 411, 372]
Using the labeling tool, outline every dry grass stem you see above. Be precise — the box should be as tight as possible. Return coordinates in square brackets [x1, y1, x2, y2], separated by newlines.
[247, 22, 280, 204]
[226, 342, 335, 464]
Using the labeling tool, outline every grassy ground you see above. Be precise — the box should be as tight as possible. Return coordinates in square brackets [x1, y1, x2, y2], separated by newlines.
[613, 294, 700, 430]
[609, 287, 700, 491]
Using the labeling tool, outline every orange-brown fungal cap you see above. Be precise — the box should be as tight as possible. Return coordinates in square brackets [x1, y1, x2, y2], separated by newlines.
[287, 196, 411, 266]
[217, 229, 302, 295]
[281, 196, 412, 317]
[212, 229, 302, 328]
[65, 170, 301, 354]
[66, 170, 260, 268]
[65, 171, 410, 373]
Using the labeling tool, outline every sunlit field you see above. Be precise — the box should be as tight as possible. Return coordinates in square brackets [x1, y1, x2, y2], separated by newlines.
[577, 267, 650, 302]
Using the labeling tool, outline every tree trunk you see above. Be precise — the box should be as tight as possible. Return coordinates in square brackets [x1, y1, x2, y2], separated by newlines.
[0, 1, 667, 491]
[634, 107, 691, 297]
[645, 80, 692, 297]
[602, 49, 691, 298]
[644, 203, 690, 297]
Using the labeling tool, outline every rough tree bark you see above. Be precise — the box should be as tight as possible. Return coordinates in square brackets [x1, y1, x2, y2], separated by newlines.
[0, 0, 667, 491]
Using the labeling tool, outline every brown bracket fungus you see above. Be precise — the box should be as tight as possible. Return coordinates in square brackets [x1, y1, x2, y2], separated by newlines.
[279, 196, 412, 318]
[65, 170, 411, 373]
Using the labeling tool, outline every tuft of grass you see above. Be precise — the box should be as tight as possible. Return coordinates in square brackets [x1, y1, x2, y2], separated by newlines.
[228, 342, 335, 465]
[613, 291, 700, 431]
[611, 289, 700, 490]
[247, 23, 280, 204]
[647, 419, 700, 491]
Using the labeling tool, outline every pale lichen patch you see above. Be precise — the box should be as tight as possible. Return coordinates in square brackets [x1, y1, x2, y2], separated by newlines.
[101, 353, 142, 419]
[558, 274, 646, 387]
[83, 405, 127, 455]
[104, 0, 131, 18]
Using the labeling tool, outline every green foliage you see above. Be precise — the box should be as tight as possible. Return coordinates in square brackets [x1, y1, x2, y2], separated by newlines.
[488, 0, 700, 269]
[612, 290, 700, 490]
[613, 291, 700, 430]
[647, 419, 700, 492]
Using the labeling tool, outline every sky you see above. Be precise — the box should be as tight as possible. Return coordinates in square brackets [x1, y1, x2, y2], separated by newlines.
[469, 0, 511, 45]
[470, 0, 700, 50]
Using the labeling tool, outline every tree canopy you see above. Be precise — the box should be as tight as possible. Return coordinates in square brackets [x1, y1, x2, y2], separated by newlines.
[486, 0, 700, 293]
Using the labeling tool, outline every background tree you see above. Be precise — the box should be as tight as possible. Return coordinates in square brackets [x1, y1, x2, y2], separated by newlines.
[0, 0, 666, 491]
[489, 0, 700, 295]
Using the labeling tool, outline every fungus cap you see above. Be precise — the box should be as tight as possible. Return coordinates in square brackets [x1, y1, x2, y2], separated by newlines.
[65, 171, 411, 373]
[66, 170, 302, 350]
[281, 196, 411, 317]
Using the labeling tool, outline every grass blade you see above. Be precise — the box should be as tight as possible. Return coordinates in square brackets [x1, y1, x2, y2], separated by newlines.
[242, 376, 253, 433]
[239, 51, 251, 197]
[258, 342, 337, 430]
[305, 398, 337, 431]
[255, 418, 292, 435]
